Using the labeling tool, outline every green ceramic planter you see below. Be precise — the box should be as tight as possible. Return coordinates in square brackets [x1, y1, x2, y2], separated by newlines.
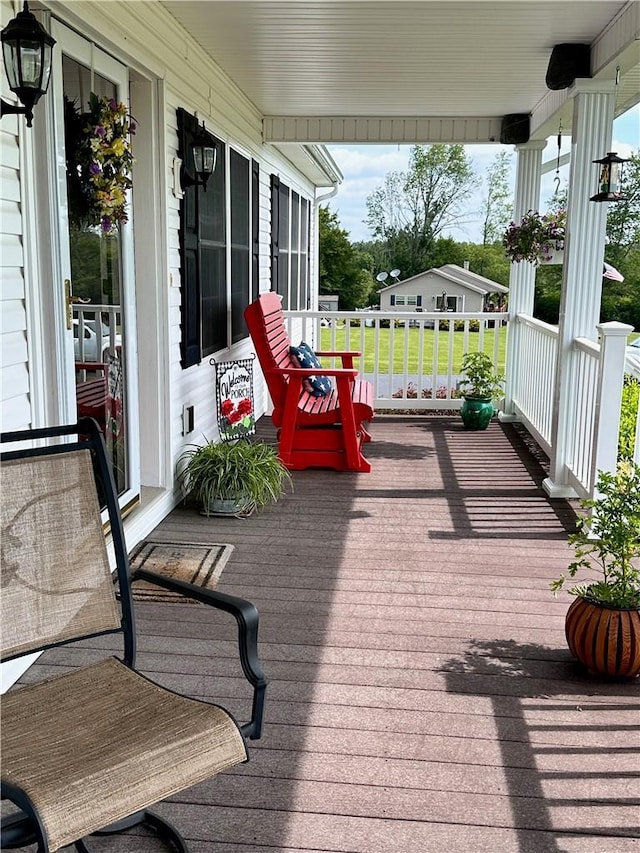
[460, 397, 495, 430]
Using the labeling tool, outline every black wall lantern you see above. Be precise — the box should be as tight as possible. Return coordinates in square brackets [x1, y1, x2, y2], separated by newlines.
[192, 123, 216, 190]
[187, 121, 217, 191]
[590, 152, 629, 203]
[1, 1, 55, 127]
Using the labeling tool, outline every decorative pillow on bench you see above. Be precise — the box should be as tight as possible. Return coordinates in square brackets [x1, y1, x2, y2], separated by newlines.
[289, 342, 332, 397]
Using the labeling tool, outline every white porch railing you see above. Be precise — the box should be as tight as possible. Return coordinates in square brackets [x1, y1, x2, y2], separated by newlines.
[73, 304, 122, 363]
[508, 315, 635, 499]
[284, 309, 508, 411]
[509, 314, 558, 455]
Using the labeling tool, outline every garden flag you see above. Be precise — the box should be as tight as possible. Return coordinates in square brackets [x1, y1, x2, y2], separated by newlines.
[213, 357, 256, 441]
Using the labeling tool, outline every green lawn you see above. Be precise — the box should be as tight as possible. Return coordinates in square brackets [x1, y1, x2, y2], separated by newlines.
[320, 324, 507, 374]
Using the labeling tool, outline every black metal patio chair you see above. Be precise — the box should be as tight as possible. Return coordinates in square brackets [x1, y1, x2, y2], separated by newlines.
[0, 418, 267, 852]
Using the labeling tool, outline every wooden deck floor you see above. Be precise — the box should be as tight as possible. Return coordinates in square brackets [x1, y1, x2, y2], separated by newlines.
[28, 417, 640, 852]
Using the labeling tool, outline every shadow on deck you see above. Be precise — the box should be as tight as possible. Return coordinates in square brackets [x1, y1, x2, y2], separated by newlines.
[25, 417, 639, 852]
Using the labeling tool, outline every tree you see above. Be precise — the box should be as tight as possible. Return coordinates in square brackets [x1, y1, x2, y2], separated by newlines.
[365, 144, 478, 278]
[319, 207, 370, 309]
[479, 150, 513, 245]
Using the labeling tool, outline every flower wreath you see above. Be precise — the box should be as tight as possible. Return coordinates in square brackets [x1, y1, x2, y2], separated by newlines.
[66, 93, 136, 234]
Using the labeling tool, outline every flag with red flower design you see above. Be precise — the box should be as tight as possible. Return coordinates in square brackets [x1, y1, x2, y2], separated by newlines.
[214, 358, 256, 441]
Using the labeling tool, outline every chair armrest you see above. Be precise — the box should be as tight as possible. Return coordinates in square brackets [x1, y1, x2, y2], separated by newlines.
[132, 568, 267, 740]
[315, 350, 361, 358]
[315, 350, 360, 369]
[270, 366, 358, 378]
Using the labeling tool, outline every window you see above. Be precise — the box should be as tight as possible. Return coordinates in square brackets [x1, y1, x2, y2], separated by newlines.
[270, 176, 311, 310]
[177, 109, 258, 367]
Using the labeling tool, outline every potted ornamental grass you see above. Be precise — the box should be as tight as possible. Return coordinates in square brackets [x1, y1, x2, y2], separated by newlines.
[502, 209, 566, 265]
[551, 461, 640, 678]
[457, 351, 505, 430]
[177, 437, 292, 517]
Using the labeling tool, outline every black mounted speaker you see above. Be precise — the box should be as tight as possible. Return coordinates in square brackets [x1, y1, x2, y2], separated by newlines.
[546, 44, 591, 91]
[500, 114, 530, 145]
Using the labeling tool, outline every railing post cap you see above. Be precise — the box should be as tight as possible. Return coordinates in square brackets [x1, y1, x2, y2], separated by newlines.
[596, 321, 634, 337]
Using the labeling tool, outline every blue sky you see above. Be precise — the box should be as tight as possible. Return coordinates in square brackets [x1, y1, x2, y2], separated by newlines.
[327, 105, 639, 244]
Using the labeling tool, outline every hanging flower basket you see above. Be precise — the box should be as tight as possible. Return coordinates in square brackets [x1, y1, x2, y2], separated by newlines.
[502, 209, 566, 265]
[65, 93, 136, 234]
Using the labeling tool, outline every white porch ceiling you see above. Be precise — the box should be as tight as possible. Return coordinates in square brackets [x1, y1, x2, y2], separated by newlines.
[160, 0, 639, 144]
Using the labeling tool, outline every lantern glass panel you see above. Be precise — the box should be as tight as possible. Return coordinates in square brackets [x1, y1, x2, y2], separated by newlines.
[19, 40, 44, 88]
[203, 146, 216, 174]
[3, 41, 19, 88]
[193, 145, 204, 173]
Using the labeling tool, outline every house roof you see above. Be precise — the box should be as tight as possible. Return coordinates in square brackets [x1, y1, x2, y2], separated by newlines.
[160, 1, 638, 144]
[379, 266, 508, 296]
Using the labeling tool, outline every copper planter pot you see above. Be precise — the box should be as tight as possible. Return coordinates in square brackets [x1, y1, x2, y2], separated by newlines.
[565, 596, 640, 678]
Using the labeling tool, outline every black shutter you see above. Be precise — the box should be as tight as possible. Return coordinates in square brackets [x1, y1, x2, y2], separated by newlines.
[252, 159, 260, 302]
[417, 295, 422, 307]
[177, 108, 201, 369]
[270, 174, 279, 293]
[390, 294, 396, 306]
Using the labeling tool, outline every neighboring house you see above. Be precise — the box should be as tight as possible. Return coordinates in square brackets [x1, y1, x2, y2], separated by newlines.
[378, 264, 508, 313]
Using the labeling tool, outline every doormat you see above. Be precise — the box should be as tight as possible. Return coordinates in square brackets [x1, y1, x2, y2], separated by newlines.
[129, 540, 234, 603]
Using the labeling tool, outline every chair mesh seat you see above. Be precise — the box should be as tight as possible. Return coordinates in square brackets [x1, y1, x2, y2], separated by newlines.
[1, 657, 248, 851]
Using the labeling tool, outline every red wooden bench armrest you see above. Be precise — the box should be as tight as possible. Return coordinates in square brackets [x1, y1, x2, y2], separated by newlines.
[269, 366, 358, 379]
[315, 350, 361, 358]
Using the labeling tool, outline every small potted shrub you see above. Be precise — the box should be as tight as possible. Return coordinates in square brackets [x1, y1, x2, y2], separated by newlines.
[458, 352, 505, 430]
[177, 438, 292, 517]
[502, 209, 566, 265]
[551, 461, 640, 678]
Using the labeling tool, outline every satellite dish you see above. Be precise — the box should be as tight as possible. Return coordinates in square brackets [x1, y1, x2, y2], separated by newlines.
[390, 269, 401, 279]
[376, 272, 389, 282]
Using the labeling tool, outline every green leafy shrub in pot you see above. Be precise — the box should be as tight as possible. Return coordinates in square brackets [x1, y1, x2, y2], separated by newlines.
[551, 462, 640, 609]
[458, 352, 505, 400]
[177, 438, 292, 517]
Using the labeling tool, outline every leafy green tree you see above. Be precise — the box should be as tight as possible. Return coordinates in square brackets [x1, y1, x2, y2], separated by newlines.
[480, 150, 513, 245]
[319, 207, 370, 309]
[365, 144, 478, 278]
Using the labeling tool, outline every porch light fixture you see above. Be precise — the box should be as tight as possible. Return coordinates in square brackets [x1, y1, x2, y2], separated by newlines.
[191, 121, 216, 191]
[1, 1, 55, 127]
[590, 152, 629, 203]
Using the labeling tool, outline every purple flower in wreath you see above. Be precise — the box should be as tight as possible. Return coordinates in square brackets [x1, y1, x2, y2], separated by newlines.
[94, 125, 106, 138]
[89, 160, 102, 175]
[101, 216, 113, 234]
[108, 98, 118, 111]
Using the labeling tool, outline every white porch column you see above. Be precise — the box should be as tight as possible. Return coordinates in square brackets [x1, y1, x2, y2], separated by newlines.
[501, 141, 547, 420]
[543, 81, 616, 498]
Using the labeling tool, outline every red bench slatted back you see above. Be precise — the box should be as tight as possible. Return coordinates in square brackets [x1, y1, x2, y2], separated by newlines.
[245, 292, 296, 410]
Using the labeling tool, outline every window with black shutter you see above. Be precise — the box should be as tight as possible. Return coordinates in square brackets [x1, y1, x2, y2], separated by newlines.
[270, 178, 311, 310]
[230, 148, 250, 344]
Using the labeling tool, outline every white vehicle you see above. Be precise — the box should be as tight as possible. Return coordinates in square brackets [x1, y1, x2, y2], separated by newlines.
[73, 319, 121, 362]
[625, 337, 640, 380]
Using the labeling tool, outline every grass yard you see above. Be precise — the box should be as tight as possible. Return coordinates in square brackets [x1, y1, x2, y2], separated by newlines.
[320, 324, 507, 374]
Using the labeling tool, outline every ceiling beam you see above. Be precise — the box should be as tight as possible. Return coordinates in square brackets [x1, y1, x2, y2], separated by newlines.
[264, 116, 503, 145]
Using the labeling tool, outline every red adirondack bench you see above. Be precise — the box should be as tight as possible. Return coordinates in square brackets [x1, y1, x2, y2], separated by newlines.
[244, 292, 373, 472]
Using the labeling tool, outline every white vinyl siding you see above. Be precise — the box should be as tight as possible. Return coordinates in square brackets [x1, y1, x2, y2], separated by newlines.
[1, 108, 31, 433]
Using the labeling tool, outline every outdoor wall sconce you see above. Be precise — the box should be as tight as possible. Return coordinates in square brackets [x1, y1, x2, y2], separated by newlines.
[590, 152, 629, 202]
[180, 121, 217, 192]
[1, 1, 55, 127]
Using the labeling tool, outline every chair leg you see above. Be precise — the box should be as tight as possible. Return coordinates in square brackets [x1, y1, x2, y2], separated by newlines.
[89, 809, 189, 852]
